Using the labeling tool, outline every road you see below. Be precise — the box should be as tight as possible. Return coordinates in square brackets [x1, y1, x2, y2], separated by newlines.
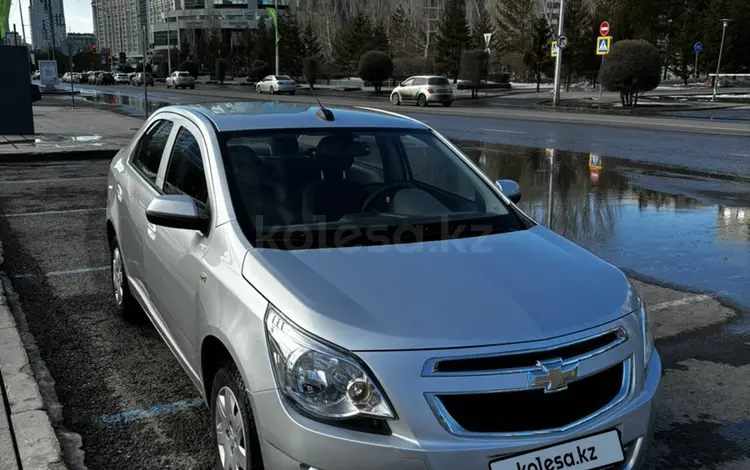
[0, 132, 748, 469]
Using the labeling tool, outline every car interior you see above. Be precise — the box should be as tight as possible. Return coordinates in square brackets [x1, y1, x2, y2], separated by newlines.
[224, 130, 510, 231]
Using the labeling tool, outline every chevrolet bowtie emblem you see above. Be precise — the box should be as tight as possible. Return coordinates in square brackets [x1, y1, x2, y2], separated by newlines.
[529, 358, 579, 393]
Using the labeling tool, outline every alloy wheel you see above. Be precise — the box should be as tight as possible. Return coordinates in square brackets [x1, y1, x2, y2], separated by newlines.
[112, 246, 124, 306]
[215, 386, 247, 470]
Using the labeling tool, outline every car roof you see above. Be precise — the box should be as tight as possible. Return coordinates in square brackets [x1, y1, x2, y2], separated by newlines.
[166, 102, 429, 132]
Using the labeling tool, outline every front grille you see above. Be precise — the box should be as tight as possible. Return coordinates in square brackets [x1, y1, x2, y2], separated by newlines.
[436, 362, 624, 434]
[434, 330, 623, 373]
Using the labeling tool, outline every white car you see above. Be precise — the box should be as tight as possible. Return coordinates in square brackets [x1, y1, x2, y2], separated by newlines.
[114, 72, 130, 85]
[256, 75, 296, 95]
[166, 71, 195, 89]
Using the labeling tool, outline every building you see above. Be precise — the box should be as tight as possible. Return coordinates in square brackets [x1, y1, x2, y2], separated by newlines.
[29, 0, 67, 52]
[66, 32, 97, 54]
[92, 0, 270, 63]
[1, 31, 30, 48]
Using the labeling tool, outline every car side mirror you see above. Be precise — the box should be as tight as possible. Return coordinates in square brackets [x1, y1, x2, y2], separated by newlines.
[146, 194, 209, 232]
[495, 179, 522, 203]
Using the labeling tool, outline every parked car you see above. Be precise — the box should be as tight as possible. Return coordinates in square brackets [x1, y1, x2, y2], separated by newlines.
[255, 74, 296, 94]
[62, 72, 73, 83]
[131, 72, 154, 86]
[391, 75, 454, 107]
[166, 71, 195, 89]
[105, 102, 660, 470]
[88, 72, 102, 84]
[96, 72, 115, 85]
[76, 72, 90, 83]
[114, 72, 130, 85]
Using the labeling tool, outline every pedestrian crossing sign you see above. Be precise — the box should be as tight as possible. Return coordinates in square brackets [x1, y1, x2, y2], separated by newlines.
[551, 41, 559, 58]
[597, 36, 611, 55]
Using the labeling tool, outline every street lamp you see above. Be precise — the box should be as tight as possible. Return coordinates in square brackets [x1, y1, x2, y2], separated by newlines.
[712, 18, 730, 102]
[161, 12, 172, 74]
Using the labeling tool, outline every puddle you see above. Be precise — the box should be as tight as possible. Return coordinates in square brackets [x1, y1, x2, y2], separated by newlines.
[456, 140, 750, 311]
[77, 91, 171, 117]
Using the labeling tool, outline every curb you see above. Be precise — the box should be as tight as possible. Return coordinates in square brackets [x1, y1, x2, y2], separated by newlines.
[0, 149, 119, 163]
[0, 252, 67, 469]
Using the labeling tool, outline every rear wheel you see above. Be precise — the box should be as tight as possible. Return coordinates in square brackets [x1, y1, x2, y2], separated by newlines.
[210, 361, 264, 470]
[110, 238, 138, 319]
[417, 94, 428, 107]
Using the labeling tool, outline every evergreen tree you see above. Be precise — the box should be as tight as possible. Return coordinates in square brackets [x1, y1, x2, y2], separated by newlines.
[279, 10, 304, 76]
[496, 0, 542, 82]
[301, 19, 322, 59]
[332, 12, 374, 74]
[389, 5, 409, 57]
[372, 20, 390, 54]
[470, 8, 495, 51]
[435, 0, 471, 81]
[530, 17, 553, 91]
[254, 18, 274, 66]
[561, 0, 592, 89]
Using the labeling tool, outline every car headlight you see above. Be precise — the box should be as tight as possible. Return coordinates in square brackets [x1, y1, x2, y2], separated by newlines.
[629, 282, 654, 369]
[265, 305, 395, 421]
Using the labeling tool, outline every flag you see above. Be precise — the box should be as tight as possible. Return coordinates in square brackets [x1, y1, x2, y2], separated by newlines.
[0, 0, 12, 40]
[266, 7, 280, 43]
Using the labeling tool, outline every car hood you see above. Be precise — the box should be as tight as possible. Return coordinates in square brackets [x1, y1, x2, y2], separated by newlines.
[242, 226, 634, 352]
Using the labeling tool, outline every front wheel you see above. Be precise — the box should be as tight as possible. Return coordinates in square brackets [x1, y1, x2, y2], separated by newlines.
[391, 93, 401, 105]
[210, 361, 264, 470]
[110, 239, 139, 319]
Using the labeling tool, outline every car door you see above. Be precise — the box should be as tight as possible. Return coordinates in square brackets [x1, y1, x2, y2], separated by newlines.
[399, 77, 415, 100]
[410, 77, 427, 100]
[143, 118, 212, 368]
[120, 119, 176, 291]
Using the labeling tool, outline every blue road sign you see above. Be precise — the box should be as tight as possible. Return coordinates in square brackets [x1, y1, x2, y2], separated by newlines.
[694, 42, 703, 53]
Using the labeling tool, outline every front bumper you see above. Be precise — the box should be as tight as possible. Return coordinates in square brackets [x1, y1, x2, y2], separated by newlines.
[250, 348, 660, 470]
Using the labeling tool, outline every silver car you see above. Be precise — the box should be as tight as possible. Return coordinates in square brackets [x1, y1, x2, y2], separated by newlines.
[166, 71, 196, 89]
[391, 75, 454, 107]
[106, 101, 660, 470]
[256, 74, 296, 94]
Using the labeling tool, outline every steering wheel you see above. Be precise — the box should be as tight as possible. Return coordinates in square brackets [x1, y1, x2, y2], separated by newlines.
[361, 182, 415, 213]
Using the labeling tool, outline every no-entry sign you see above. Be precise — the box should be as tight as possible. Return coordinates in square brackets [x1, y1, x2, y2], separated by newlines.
[600, 21, 610, 36]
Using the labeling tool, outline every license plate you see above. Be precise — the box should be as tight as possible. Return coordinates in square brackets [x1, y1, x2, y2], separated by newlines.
[490, 430, 624, 470]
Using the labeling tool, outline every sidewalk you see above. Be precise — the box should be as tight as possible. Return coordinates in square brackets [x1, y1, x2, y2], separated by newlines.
[0, 256, 66, 470]
[0, 102, 144, 160]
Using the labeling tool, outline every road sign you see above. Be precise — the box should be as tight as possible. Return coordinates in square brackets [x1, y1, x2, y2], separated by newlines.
[589, 153, 602, 170]
[599, 21, 610, 36]
[596, 36, 611, 55]
[58, 38, 74, 55]
[484, 32, 493, 48]
[551, 41, 559, 58]
[694, 41, 703, 53]
[558, 35, 568, 49]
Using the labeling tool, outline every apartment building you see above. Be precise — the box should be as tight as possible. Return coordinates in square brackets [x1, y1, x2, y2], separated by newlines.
[29, 0, 67, 52]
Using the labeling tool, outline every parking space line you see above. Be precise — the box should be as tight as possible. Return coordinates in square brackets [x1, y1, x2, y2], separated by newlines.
[12, 266, 109, 279]
[480, 128, 527, 135]
[98, 397, 204, 426]
[0, 176, 107, 184]
[4, 208, 106, 218]
[650, 294, 712, 312]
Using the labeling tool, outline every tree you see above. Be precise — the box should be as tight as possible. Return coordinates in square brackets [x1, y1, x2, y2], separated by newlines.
[435, 0, 471, 81]
[279, 10, 304, 76]
[599, 39, 662, 106]
[250, 59, 271, 81]
[301, 19, 321, 59]
[470, 7, 495, 51]
[332, 12, 374, 74]
[254, 18, 274, 66]
[461, 49, 489, 97]
[358, 50, 393, 93]
[178, 42, 191, 63]
[215, 58, 228, 83]
[495, 0, 540, 81]
[392, 57, 434, 79]
[178, 60, 199, 78]
[529, 17, 553, 91]
[389, 6, 409, 58]
[302, 56, 319, 88]
[667, 0, 702, 85]
[561, 0, 592, 90]
[371, 20, 390, 54]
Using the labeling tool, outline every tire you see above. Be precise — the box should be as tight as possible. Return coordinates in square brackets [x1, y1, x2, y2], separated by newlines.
[391, 93, 401, 105]
[442, 101, 452, 107]
[110, 238, 138, 319]
[272, 87, 277, 95]
[417, 94, 428, 107]
[166, 83, 170, 88]
[210, 361, 264, 470]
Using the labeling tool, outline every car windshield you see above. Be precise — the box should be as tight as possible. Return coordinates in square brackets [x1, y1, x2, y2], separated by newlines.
[177, 72, 190, 76]
[221, 128, 528, 249]
[428, 77, 451, 86]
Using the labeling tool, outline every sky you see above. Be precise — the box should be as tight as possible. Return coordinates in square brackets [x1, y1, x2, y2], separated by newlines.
[9, 0, 93, 43]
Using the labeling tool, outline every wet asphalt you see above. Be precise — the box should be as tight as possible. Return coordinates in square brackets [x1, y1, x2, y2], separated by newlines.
[0, 104, 749, 468]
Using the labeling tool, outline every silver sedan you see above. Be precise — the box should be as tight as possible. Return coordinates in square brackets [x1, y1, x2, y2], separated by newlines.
[106, 101, 660, 470]
[255, 74, 296, 94]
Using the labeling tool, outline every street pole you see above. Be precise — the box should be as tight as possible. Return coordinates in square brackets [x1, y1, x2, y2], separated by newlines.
[694, 51, 699, 87]
[68, 42, 74, 108]
[712, 19, 729, 102]
[552, 0, 565, 106]
[142, 25, 149, 117]
[165, 14, 172, 75]
[274, 0, 279, 75]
